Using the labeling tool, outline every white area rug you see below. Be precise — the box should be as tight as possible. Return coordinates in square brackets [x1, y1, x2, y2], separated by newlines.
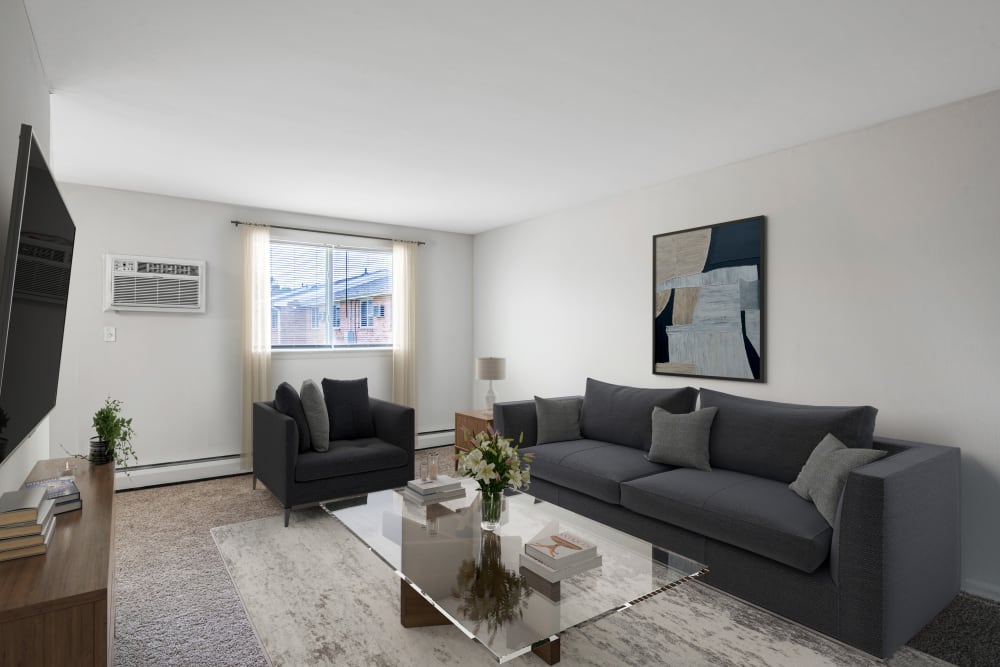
[212, 508, 951, 667]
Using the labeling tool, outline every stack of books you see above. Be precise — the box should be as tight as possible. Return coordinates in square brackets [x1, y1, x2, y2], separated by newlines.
[0, 486, 57, 563]
[25, 475, 82, 514]
[402, 475, 466, 505]
[519, 525, 602, 586]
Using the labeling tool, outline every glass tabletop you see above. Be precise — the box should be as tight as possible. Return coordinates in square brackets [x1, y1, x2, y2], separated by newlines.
[323, 478, 707, 663]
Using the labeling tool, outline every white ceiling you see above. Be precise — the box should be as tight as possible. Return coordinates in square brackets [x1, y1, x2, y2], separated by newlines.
[23, 1, 1000, 234]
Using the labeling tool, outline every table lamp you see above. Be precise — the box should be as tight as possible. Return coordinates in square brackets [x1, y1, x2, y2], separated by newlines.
[476, 357, 506, 411]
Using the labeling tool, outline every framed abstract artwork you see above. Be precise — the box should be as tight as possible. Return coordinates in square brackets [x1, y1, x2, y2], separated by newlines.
[652, 216, 765, 382]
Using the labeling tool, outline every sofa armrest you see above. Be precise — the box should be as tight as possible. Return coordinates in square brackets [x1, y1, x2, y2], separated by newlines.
[493, 399, 539, 447]
[370, 397, 415, 479]
[252, 401, 298, 506]
[835, 437, 960, 657]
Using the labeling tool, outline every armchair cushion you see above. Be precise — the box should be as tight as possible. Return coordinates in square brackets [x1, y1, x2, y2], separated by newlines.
[300, 379, 330, 452]
[274, 382, 311, 453]
[294, 438, 409, 482]
[323, 378, 376, 440]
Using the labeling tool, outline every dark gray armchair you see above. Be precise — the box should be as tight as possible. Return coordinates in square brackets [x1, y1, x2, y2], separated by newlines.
[253, 397, 414, 526]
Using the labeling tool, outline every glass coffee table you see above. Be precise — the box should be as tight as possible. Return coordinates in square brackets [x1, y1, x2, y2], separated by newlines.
[323, 479, 707, 664]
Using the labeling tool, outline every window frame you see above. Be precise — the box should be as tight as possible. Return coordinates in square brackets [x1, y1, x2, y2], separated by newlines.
[269, 237, 392, 351]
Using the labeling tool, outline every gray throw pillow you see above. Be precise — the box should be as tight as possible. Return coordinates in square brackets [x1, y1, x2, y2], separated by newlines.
[535, 396, 583, 444]
[789, 433, 887, 526]
[300, 380, 330, 452]
[646, 406, 718, 471]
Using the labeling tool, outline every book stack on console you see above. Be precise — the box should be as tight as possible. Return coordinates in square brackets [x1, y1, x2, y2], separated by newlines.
[0, 486, 57, 563]
[519, 525, 602, 594]
[25, 475, 82, 515]
[402, 475, 466, 505]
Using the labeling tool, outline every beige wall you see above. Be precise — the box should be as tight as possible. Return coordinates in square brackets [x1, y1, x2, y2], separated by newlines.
[473, 89, 1000, 599]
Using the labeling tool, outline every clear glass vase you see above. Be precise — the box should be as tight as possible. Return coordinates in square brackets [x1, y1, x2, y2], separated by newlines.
[480, 490, 502, 531]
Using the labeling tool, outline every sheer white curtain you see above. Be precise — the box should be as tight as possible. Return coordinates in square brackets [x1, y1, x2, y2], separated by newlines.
[392, 240, 417, 408]
[241, 223, 272, 469]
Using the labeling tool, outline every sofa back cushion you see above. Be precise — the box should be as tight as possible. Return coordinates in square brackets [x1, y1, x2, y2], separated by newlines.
[580, 378, 699, 450]
[700, 389, 878, 483]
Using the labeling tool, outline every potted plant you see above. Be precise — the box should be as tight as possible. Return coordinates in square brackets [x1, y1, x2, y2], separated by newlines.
[91, 397, 137, 469]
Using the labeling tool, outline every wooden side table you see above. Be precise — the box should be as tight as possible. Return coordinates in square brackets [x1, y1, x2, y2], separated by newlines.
[454, 409, 494, 455]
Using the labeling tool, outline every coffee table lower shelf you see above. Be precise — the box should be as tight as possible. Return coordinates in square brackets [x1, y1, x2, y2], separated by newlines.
[400, 579, 561, 664]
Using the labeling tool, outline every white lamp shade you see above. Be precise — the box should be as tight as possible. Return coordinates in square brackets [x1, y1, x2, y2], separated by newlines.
[476, 357, 506, 381]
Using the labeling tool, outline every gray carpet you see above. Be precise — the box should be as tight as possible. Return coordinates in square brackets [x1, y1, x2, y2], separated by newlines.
[113, 465, 994, 666]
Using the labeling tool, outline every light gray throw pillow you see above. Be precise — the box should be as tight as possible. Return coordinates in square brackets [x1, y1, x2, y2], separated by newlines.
[300, 379, 330, 452]
[646, 406, 718, 471]
[789, 433, 887, 526]
[535, 396, 583, 444]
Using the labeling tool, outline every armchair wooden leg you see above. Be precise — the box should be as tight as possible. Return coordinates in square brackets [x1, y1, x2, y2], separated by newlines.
[284, 508, 291, 527]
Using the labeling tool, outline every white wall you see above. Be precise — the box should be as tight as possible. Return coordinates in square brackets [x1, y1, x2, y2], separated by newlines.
[51, 185, 473, 468]
[0, 0, 52, 492]
[473, 89, 1000, 599]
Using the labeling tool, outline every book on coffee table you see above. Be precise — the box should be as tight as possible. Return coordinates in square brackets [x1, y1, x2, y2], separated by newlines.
[518, 551, 603, 583]
[407, 475, 462, 495]
[401, 486, 467, 506]
[525, 526, 597, 569]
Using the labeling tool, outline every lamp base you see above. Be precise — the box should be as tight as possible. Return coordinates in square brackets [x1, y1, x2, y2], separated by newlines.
[485, 382, 496, 412]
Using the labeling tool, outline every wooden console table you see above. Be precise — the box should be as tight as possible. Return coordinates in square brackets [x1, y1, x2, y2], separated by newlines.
[454, 409, 494, 455]
[0, 458, 115, 666]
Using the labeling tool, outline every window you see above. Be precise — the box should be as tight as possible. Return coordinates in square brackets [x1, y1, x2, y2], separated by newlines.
[360, 300, 374, 328]
[270, 240, 392, 348]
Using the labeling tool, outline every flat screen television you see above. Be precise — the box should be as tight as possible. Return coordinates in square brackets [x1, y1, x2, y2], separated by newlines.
[0, 124, 76, 465]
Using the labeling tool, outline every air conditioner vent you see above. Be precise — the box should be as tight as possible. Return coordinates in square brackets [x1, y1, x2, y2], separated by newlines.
[105, 254, 206, 313]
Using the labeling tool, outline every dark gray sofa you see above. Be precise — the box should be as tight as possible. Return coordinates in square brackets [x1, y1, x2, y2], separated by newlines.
[495, 383, 960, 658]
[253, 397, 414, 525]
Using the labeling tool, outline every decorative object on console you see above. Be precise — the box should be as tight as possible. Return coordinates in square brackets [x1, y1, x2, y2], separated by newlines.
[456, 429, 532, 531]
[653, 215, 765, 381]
[476, 357, 506, 410]
[90, 396, 137, 469]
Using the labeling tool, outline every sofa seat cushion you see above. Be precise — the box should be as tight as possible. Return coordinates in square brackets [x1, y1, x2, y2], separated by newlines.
[522, 440, 672, 504]
[295, 438, 408, 482]
[621, 468, 832, 573]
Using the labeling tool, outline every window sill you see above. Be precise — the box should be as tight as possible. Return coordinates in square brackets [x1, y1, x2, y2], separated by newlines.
[271, 347, 392, 361]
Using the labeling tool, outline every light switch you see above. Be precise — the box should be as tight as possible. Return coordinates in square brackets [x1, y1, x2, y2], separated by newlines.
[103, 326, 116, 342]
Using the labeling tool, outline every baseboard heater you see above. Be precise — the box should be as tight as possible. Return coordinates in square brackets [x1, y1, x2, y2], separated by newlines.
[417, 429, 454, 450]
[114, 454, 245, 491]
[115, 432, 455, 490]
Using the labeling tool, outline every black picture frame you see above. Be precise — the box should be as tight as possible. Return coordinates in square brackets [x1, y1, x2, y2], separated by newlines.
[652, 215, 766, 382]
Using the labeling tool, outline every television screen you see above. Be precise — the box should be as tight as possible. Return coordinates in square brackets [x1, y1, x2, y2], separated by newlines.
[0, 124, 75, 465]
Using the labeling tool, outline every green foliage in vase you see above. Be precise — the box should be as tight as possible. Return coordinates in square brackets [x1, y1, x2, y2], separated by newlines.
[92, 397, 137, 469]
[452, 532, 532, 640]
[456, 428, 533, 494]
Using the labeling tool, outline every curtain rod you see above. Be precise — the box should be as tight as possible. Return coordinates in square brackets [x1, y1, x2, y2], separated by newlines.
[230, 220, 425, 246]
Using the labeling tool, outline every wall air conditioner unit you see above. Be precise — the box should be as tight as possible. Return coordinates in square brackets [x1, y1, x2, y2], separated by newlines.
[105, 255, 206, 313]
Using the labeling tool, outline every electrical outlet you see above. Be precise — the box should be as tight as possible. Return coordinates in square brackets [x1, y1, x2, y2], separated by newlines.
[103, 326, 116, 342]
